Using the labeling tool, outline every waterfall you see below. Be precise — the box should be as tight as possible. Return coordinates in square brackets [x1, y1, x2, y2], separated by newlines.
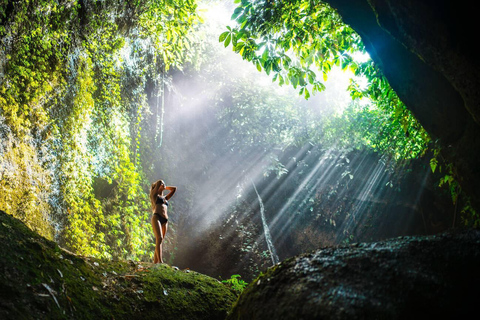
[252, 180, 279, 265]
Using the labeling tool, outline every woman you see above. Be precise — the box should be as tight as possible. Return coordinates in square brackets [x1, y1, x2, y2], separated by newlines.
[150, 179, 176, 264]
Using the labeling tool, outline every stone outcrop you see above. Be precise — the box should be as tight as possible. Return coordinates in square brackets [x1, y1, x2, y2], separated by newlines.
[0, 210, 237, 320]
[228, 229, 480, 319]
[326, 0, 480, 209]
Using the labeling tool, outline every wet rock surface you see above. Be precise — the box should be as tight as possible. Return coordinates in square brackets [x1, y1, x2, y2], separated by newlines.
[228, 229, 480, 319]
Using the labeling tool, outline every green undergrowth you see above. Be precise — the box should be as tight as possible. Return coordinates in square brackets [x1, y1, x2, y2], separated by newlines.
[0, 210, 237, 319]
[221, 275, 248, 293]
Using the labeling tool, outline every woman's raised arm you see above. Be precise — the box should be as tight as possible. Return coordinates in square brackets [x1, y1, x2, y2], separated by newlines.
[165, 186, 177, 200]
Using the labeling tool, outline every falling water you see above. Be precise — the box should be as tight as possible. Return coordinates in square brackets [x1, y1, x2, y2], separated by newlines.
[252, 180, 279, 265]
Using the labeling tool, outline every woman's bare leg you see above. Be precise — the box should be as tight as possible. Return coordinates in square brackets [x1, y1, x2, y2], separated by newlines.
[162, 222, 168, 239]
[159, 222, 168, 263]
[151, 216, 164, 264]
[156, 233, 164, 263]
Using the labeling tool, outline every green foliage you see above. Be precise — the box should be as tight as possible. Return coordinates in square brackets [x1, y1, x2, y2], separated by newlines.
[460, 200, 479, 228]
[217, 80, 304, 153]
[219, 0, 477, 225]
[221, 0, 430, 161]
[0, 0, 200, 259]
[138, 0, 200, 70]
[222, 274, 248, 293]
[0, 134, 53, 239]
[0, 0, 75, 240]
[348, 63, 430, 160]
[220, 0, 362, 98]
[429, 144, 478, 226]
[321, 100, 429, 160]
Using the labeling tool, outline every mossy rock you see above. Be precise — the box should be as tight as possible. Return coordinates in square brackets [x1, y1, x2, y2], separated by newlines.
[0, 210, 237, 319]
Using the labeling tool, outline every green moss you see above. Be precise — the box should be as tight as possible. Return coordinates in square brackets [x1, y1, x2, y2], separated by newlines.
[0, 211, 237, 319]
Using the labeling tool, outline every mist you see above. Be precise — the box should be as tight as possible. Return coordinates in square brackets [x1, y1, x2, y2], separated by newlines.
[159, 1, 355, 223]
[145, 1, 449, 279]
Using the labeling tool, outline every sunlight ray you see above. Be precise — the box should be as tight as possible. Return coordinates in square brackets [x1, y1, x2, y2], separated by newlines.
[192, 148, 275, 229]
[265, 149, 341, 241]
[337, 158, 388, 239]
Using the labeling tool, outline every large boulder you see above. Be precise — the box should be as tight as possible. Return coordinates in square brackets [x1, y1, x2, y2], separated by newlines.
[0, 210, 237, 319]
[228, 229, 480, 319]
[326, 0, 480, 209]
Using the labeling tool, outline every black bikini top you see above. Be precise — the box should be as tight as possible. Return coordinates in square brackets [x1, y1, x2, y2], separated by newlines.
[156, 195, 168, 206]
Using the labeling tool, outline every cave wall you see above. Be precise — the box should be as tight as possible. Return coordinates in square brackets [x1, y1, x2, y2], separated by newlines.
[326, 0, 480, 208]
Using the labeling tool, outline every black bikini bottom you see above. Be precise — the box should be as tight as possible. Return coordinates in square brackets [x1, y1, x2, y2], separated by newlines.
[154, 213, 168, 224]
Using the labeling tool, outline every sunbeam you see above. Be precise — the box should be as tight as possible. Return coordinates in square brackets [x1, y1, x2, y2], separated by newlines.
[137, 0, 453, 281]
[1, 2, 474, 317]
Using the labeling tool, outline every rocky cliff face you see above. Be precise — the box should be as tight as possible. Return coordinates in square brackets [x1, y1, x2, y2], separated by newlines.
[228, 229, 480, 319]
[326, 0, 480, 209]
[0, 210, 237, 320]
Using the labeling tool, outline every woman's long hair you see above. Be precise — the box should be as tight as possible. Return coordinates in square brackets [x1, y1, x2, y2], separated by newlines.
[150, 181, 158, 211]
